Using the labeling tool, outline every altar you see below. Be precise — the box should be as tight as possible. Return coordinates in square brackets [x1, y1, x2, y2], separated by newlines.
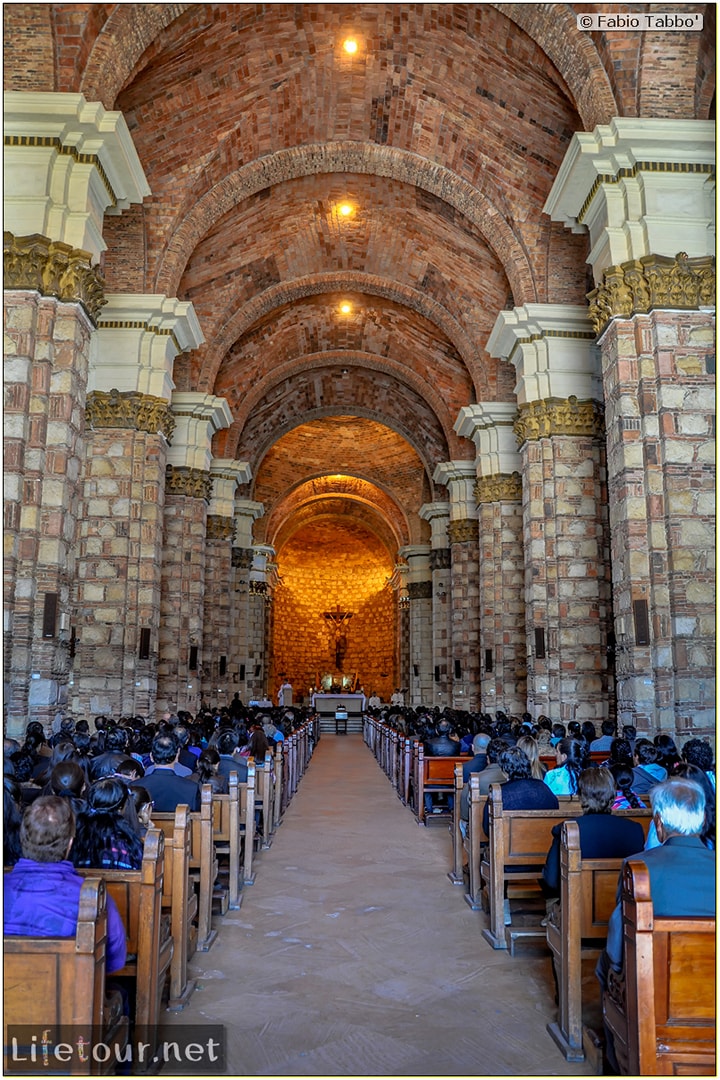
[311, 692, 367, 716]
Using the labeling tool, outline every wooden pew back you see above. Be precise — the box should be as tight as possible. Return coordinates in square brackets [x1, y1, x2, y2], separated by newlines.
[546, 816, 651, 1062]
[604, 859, 716, 1075]
[4, 878, 129, 1075]
[413, 745, 468, 824]
[77, 829, 172, 1047]
[154, 784, 217, 952]
[153, 803, 197, 1009]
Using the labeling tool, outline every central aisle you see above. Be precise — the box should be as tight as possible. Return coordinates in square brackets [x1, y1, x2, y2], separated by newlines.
[164, 735, 594, 1076]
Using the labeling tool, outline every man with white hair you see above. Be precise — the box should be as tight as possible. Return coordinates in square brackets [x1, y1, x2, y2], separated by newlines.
[597, 777, 715, 985]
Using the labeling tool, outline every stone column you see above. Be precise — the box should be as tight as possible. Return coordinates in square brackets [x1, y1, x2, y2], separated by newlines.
[488, 306, 610, 724]
[388, 561, 410, 697]
[3, 92, 147, 734]
[247, 545, 275, 702]
[545, 118, 715, 738]
[398, 545, 433, 706]
[231, 500, 265, 703]
[156, 394, 233, 716]
[72, 296, 202, 721]
[419, 502, 451, 707]
[433, 463, 480, 711]
[455, 404, 526, 715]
[203, 460, 252, 712]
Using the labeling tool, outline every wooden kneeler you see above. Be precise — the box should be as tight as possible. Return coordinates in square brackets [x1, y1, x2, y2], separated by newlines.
[155, 804, 197, 1010]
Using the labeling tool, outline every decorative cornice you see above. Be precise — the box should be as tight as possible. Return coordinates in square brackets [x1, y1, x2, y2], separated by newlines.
[475, 472, 523, 504]
[3, 135, 118, 206]
[85, 390, 175, 439]
[577, 162, 714, 226]
[4, 232, 106, 325]
[206, 515, 235, 542]
[249, 580, 268, 597]
[430, 548, 451, 571]
[514, 397, 605, 445]
[97, 318, 185, 355]
[587, 252, 716, 335]
[447, 519, 480, 545]
[408, 580, 433, 600]
[165, 464, 213, 501]
[232, 547, 254, 569]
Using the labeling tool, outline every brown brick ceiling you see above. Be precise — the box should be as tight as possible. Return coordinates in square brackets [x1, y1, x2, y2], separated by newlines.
[5, 2, 714, 554]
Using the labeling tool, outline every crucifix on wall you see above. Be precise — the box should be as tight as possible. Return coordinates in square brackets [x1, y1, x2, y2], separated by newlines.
[323, 605, 353, 670]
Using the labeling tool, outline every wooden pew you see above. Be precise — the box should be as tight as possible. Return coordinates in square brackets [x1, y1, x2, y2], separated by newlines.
[413, 745, 468, 824]
[78, 829, 173, 1051]
[4, 877, 129, 1075]
[463, 773, 490, 908]
[153, 804, 197, 1011]
[211, 772, 241, 908]
[254, 750, 275, 849]
[273, 741, 283, 829]
[153, 783, 218, 952]
[546, 816, 651, 1063]
[480, 787, 582, 951]
[602, 858, 716, 1075]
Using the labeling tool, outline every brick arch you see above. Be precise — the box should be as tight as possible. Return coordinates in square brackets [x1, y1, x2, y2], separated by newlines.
[270, 500, 403, 560]
[79, 3, 190, 107]
[227, 374, 455, 481]
[220, 350, 464, 464]
[263, 476, 410, 553]
[154, 144, 537, 306]
[490, 3, 617, 128]
[203, 273, 484, 403]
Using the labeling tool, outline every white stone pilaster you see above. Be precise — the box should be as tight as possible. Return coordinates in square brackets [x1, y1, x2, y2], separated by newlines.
[487, 304, 601, 406]
[4, 91, 150, 261]
[90, 295, 204, 401]
[168, 393, 233, 472]
[209, 460, 253, 520]
[544, 118, 715, 282]
[432, 461, 477, 518]
[455, 403, 521, 477]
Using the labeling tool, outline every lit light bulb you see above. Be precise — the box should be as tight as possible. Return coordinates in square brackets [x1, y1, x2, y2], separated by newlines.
[339, 203, 353, 217]
[343, 38, 358, 54]
[340, 302, 352, 315]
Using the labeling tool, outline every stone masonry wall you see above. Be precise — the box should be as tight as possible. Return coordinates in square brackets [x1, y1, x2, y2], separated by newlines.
[601, 310, 715, 737]
[4, 293, 91, 734]
[72, 426, 167, 721]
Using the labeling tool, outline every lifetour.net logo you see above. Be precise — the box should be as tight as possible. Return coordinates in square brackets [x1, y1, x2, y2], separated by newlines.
[5, 1025, 226, 1075]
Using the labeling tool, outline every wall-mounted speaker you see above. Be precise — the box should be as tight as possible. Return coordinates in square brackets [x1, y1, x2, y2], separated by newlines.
[139, 627, 151, 660]
[189, 645, 198, 670]
[42, 592, 58, 639]
[434, 666, 440, 683]
[534, 627, 546, 660]
[633, 598, 650, 645]
[413, 664, 419, 677]
[254, 664, 261, 677]
[484, 648, 493, 673]
[239, 664, 246, 681]
[219, 655, 227, 676]
[454, 659, 462, 680]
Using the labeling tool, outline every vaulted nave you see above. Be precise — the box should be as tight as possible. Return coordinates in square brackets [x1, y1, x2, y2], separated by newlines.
[160, 733, 596, 1077]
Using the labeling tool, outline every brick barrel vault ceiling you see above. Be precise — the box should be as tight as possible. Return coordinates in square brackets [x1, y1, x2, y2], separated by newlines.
[247, 418, 431, 550]
[176, 171, 510, 398]
[103, 2, 588, 307]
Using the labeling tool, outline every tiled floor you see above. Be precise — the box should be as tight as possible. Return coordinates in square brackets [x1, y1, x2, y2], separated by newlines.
[161, 734, 597, 1076]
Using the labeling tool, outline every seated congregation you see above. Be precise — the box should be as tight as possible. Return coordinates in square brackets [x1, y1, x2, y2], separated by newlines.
[364, 705, 716, 1073]
[3, 703, 317, 1070]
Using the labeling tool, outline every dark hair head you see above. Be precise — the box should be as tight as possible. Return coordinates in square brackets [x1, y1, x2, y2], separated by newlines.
[654, 733, 681, 770]
[104, 727, 128, 753]
[609, 738, 633, 765]
[581, 722, 597, 742]
[131, 785, 153, 815]
[114, 757, 144, 781]
[20, 795, 75, 862]
[217, 730, 239, 756]
[248, 729, 270, 760]
[578, 767, 615, 813]
[682, 738, 713, 773]
[9, 749, 36, 783]
[611, 762, 643, 808]
[551, 723, 566, 739]
[634, 739, 658, 765]
[601, 720, 616, 737]
[49, 762, 86, 799]
[151, 733, 178, 765]
[486, 738, 506, 765]
[499, 746, 532, 781]
[568, 721, 582, 737]
[556, 738, 587, 793]
[194, 748, 220, 782]
[86, 777, 128, 815]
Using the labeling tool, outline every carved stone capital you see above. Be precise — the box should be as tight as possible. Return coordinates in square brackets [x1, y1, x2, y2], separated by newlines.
[232, 546, 254, 569]
[165, 464, 213, 501]
[4, 231, 107, 325]
[249, 580, 269, 598]
[514, 397, 605, 445]
[475, 472, 522, 504]
[448, 518, 479, 545]
[86, 390, 175, 439]
[587, 252, 716, 335]
[408, 580, 433, 600]
[430, 548, 451, 571]
[206, 515, 236, 542]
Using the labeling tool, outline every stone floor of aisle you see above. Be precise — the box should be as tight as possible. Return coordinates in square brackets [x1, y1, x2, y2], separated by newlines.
[160, 733, 596, 1077]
